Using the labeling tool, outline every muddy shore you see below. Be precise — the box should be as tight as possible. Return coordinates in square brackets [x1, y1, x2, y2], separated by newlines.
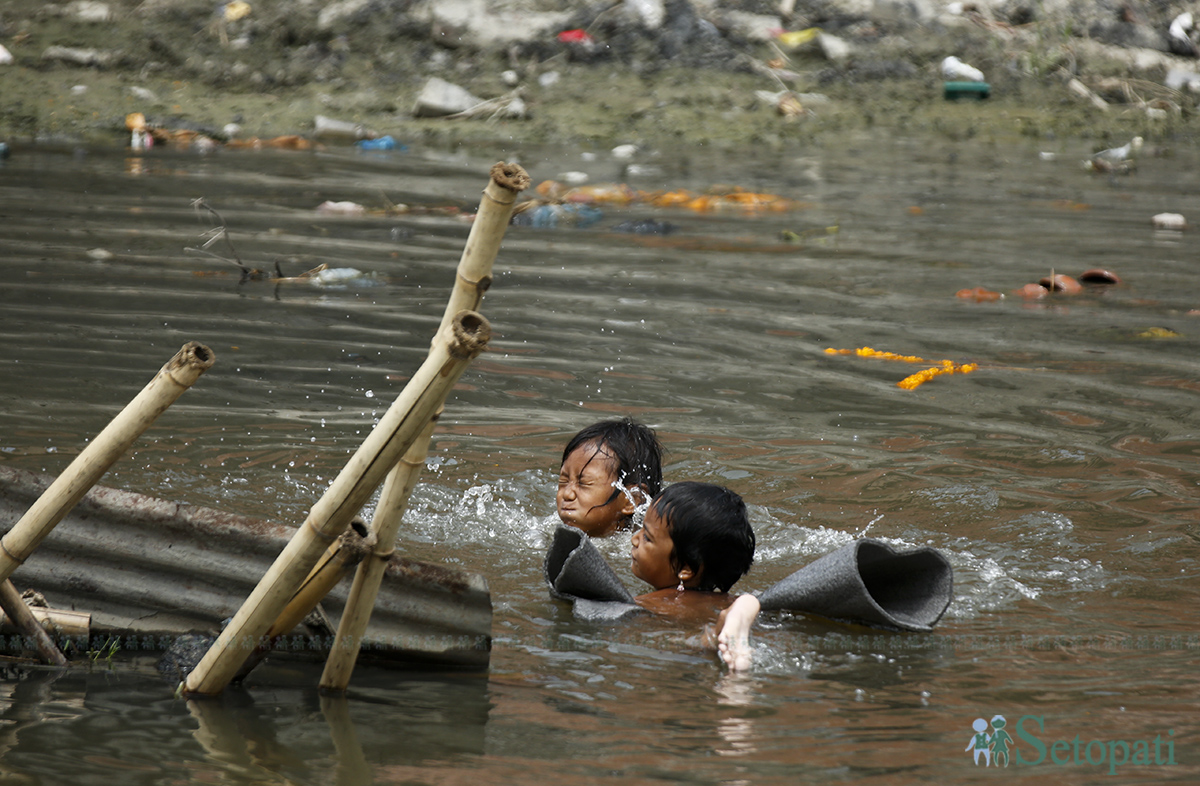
[1, 0, 1198, 156]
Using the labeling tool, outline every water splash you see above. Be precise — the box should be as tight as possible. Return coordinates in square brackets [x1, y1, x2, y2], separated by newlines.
[611, 476, 650, 529]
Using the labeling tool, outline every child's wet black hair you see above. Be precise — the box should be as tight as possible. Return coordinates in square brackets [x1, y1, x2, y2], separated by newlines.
[650, 481, 755, 593]
[560, 418, 664, 499]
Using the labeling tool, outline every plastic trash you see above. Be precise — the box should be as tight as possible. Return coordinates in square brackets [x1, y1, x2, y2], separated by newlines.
[775, 28, 820, 49]
[944, 81, 990, 100]
[611, 219, 676, 235]
[941, 55, 984, 81]
[556, 29, 594, 44]
[1086, 136, 1142, 173]
[412, 77, 484, 118]
[223, 1, 251, 22]
[511, 203, 603, 229]
[1165, 67, 1200, 92]
[315, 200, 367, 215]
[126, 112, 153, 151]
[1170, 11, 1193, 41]
[1152, 212, 1187, 230]
[357, 135, 402, 151]
[308, 267, 366, 286]
[314, 114, 370, 140]
[0, 44, 13, 65]
[1169, 12, 1197, 56]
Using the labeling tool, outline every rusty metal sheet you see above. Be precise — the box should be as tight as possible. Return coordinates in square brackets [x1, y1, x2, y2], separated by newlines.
[0, 466, 491, 669]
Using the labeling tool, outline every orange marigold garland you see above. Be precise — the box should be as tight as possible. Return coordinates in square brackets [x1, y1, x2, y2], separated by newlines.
[824, 347, 978, 390]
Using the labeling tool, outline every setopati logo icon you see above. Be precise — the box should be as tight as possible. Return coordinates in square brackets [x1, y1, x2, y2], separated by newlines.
[966, 715, 1014, 767]
[965, 715, 1176, 774]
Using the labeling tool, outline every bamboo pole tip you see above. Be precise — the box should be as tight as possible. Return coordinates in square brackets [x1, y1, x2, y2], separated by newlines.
[449, 311, 491, 359]
[490, 162, 530, 194]
[178, 342, 217, 372]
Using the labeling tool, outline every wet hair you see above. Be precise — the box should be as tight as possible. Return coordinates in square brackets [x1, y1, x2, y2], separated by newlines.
[560, 418, 664, 500]
[650, 481, 755, 593]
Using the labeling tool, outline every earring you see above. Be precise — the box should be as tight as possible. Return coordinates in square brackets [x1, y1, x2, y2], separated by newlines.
[676, 577, 686, 592]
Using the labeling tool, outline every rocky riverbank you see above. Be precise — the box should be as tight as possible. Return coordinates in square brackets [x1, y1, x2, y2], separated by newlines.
[2, 0, 1199, 154]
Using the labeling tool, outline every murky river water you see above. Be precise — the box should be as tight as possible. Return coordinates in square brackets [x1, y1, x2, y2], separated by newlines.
[1, 131, 1198, 784]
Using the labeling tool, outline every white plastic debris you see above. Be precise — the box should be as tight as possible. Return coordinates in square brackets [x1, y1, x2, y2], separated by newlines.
[558, 171, 589, 184]
[66, 1, 112, 23]
[538, 71, 561, 88]
[412, 77, 485, 117]
[611, 144, 638, 159]
[316, 201, 367, 215]
[0, 45, 13, 65]
[1152, 213, 1186, 230]
[309, 267, 366, 285]
[1165, 67, 1200, 92]
[1085, 136, 1143, 172]
[625, 0, 666, 29]
[128, 86, 158, 103]
[314, 114, 369, 140]
[1169, 12, 1194, 42]
[818, 33, 852, 63]
[941, 55, 984, 82]
[501, 70, 520, 86]
[1092, 136, 1143, 165]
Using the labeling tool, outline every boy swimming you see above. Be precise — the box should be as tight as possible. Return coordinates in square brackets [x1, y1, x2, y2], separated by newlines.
[549, 477, 952, 673]
[556, 418, 663, 538]
[628, 481, 759, 669]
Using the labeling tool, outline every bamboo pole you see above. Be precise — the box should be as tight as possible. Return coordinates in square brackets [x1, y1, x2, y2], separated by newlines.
[191, 162, 529, 691]
[319, 412, 439, 691]
[436, 162, 530, 336]
[0, 342, 215, 585]
[0, 581, 67, 665]
[0, 604, 90, 640]
[316, 163, 528, 690]
[230, 521, 376, 680]
[182, 310, 491, 696]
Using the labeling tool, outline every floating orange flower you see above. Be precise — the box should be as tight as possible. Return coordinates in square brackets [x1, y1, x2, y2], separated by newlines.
[897, 361, 978, 390]
[825, 347, 929, 363]
[825, 347, 978, 389]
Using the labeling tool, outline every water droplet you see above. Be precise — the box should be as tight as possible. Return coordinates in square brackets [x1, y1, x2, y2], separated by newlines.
[365, 390, 374, 398]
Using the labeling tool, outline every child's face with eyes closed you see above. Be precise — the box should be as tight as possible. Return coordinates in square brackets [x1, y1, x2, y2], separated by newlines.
[556, 441, 633, 538]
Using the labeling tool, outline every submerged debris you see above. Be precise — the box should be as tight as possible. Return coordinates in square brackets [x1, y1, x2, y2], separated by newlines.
[1085, 136, 1143, 173]
[158, 632, 216, 682]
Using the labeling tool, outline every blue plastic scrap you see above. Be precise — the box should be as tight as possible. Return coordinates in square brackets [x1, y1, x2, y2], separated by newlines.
[357, 135, 405, 151]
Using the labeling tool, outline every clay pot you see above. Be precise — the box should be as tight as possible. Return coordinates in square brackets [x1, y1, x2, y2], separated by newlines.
[955, 286, 1002, 302]
[1079, 269, 1122, 285]
[1038, 274, 1082, 294]
[1013, 283, 1049, 299]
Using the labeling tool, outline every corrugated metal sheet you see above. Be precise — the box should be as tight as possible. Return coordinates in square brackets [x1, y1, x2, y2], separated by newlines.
[0, 466, 491, 669]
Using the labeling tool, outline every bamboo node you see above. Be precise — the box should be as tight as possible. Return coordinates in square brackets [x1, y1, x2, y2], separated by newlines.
[338, 524, 377, 567]
[0, 539, 27, 566]
[490, 162, 531, 193]
[448, 311, 491, 359]
[456, 271, 492, 295]
[304, 517, 340, 544]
